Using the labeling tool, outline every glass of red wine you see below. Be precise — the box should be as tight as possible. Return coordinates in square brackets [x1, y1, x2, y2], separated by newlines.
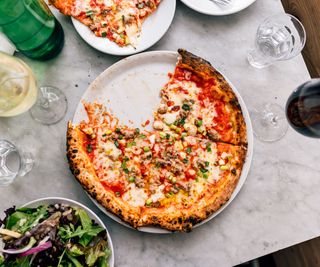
[286, 79, 320, 138]
[252, 79, 320, 142]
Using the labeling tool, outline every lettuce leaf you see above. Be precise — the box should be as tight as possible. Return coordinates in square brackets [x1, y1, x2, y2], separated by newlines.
[58, 224, 103, 240]
[6, 206, 47, 233]
[85, 239, 109, 267]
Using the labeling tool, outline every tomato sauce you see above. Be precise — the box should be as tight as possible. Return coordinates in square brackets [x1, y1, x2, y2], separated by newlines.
[167, 100, 174, 107]
[101, 181, 125, 196]
[212, 101, 232, 134]
[184, 168, 196, 181]
[83, 135, 96, 161]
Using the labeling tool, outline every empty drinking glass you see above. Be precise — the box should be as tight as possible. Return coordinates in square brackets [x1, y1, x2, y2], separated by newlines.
[0, 140, 34, 186]
[247, 13, 306, 68]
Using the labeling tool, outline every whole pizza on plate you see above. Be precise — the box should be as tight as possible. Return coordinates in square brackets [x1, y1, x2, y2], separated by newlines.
[67, 49, 247, 232]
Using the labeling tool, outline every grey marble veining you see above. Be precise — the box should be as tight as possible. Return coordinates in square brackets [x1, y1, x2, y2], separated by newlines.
[1, 0, 319, 266]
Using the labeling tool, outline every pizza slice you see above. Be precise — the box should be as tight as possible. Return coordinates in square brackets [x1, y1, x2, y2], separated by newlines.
[49, 0, 161, 47]
[140, 141, 246, 231]
[153, 49, 247, 146]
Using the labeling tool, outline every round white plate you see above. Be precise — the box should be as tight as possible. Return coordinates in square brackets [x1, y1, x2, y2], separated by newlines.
[71, 0, 176, 56]
[180, 0, 256, 16]
[22, 197, 115, 266]
[73, 51, 253, 233]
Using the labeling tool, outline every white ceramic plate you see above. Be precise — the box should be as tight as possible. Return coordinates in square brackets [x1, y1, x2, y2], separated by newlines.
[180, 0, 256, 16]
[22, 197, 115, 266]
[71, 0, 176, 56]
[73, 51, 253, 233]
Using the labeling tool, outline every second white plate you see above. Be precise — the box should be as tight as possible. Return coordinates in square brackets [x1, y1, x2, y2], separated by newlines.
[71, 0, 176, 56]
[180, 0, 256, 16]
[73, 51, 253, 233]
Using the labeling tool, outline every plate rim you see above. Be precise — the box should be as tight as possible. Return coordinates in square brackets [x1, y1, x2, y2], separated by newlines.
[22, 197, 115, 266]
[71, 0, 176, 56]
[73, 50, 253, 234]
[180, 0, 256, 16]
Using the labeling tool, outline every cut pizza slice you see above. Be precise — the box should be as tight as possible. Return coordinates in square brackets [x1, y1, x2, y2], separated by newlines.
[49, 0, 161, 46]
[153, 49, 247, 146]
[139, 141, 246, 231]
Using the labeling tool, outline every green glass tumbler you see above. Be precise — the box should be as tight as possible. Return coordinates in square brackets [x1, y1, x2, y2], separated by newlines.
[0, 0, 64, 60]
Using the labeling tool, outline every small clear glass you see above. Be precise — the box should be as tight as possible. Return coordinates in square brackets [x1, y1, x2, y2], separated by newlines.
[0, 140, 34, 186]
[247, 13, 306, 68]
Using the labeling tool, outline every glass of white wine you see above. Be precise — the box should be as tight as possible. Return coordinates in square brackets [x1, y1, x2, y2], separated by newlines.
[0, 51, 67, 124]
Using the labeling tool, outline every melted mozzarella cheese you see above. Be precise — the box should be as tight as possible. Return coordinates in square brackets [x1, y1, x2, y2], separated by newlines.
[100, 141, 122, 160]
[196, 145, 221, 183]
[190, 181, 204, 197]
[167, 91, 185, 106]
[150, 184, 165, 202]
[162, 112, 178, 124]
[99, 169, 120, 182]
[122, 183, 148, 207]
[103, 0, 114, 7]
[183, 81, 200, 95]
[149, 134, 156, 146]
[73, 0, 91, 15]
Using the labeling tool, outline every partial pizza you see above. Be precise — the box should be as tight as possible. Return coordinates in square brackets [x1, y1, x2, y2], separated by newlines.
[49, 0, 161, 47]
[67, 49, 247, 232]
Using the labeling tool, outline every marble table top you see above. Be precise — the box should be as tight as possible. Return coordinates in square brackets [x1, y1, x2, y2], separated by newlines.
[1, 0, 319, 266]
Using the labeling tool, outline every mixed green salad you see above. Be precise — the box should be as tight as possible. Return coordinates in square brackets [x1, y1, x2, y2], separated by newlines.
[0, 203, 111, 267]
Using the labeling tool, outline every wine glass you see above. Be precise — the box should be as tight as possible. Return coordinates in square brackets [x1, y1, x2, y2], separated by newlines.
[0, 140, 34, 186]
[251, 103, 289, 142]
[0, 51, 67, 124]
[247, 13, 306, 68]
[253, 79, 320, 142]
[29, 85, 68, 125]
[286, 79, 320, 138]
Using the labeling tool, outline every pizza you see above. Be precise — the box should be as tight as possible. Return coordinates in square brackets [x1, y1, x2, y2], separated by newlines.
[67, 49, 247, 232]
[49, 0, 161, 47]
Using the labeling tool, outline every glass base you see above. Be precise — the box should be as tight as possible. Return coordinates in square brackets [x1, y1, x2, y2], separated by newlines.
[251, 103, 288, 142]
[29, 86, 67, 125]
[18, 152, 34, 177]
[247, 49, 273, 69]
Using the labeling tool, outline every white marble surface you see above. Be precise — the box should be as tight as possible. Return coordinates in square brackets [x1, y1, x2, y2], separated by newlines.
[1, 0, 319, 266]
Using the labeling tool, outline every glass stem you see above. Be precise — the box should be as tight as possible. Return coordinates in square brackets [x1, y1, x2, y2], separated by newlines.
[39, 87, 50, 109]
[265, 112, 278, 126]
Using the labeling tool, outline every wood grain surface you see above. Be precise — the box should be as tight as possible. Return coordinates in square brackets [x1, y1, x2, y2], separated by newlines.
[281, 0, 320, 78]
[273, 237, 320, 267]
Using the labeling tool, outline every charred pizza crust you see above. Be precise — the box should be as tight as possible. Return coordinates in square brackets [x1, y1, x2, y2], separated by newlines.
[177, 49, 247, 146]
[67, 122, 246, 231]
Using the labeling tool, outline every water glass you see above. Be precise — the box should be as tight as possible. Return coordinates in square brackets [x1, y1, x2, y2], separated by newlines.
[247, 13, 306, 68]
[0, 140, 34, 186]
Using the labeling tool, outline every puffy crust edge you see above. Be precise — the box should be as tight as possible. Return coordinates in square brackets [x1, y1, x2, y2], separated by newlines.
[177, 49, 247, 146]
